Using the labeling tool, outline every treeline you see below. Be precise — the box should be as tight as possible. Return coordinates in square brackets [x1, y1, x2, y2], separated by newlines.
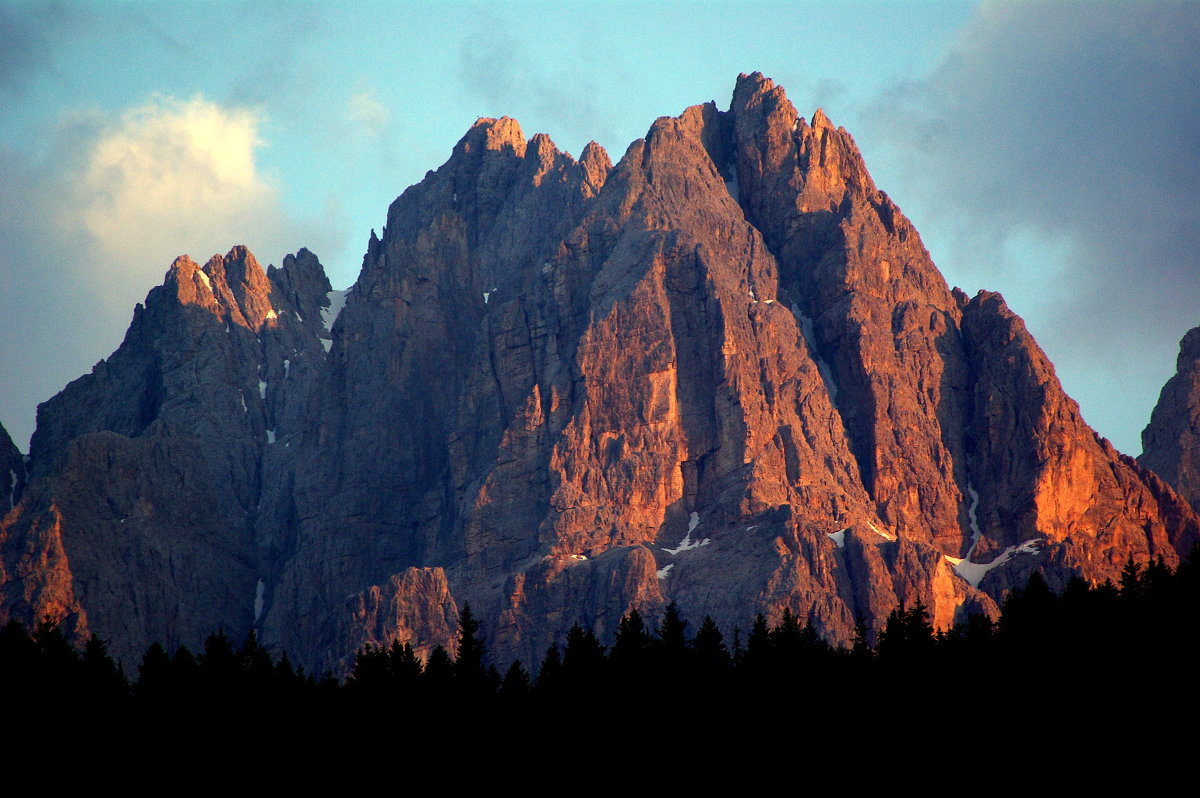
[3, 552, 1198, 714]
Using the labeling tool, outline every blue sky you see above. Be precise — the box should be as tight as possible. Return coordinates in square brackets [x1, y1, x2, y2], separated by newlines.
[2, 0, 1197, 457]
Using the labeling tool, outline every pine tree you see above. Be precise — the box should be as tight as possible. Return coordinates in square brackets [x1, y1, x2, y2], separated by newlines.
[535, 643, 564, 694]
[500, 660, 531, 700]
[692, 615, 730, 677]
[562, 622, 606, 691]
[135, 642, 173, 699]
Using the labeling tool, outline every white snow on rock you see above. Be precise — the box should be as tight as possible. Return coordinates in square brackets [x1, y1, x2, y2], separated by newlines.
[656, 563, 675, 579]
[321, 338, 332, 353]
[254, 579, 265, 622]
[258, 380, 267, 400]
[569, 554, 587, 561]
[266, 429, 276, 444]
[483, 287, 499, 304]
[321, 289, 349, 332]
[827, 528, 848, 548]
[8, 469, 16, 508]
[196, 270, 212, 291]
[797, 309, 839, 408]
[966, 483, 982, 545]
[725, 173, 740, 202]
[948, 540, 1043, 588]
[294, 311, 303, 322]
[868, 520, 895, 541]
[663, 511, 711, 555]
[283, 359, 290, 378]
[239, 391, 247, 414]
[265, 308, 278, 321]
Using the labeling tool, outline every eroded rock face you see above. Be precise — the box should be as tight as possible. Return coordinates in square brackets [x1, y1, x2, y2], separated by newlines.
[1141, 326, 1200, 512]
[4, 74, 1197, 672]
[0, 423, 22, 517]
[1, 247, 332, 664]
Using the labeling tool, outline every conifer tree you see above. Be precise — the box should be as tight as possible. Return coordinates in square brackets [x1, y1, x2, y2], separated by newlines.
[692, 616, 730, 677]
[563, 622, 606, 691]
[500, 660, 531, 698]
[535, 643, 564, 694]
[453, 603, 489, 692]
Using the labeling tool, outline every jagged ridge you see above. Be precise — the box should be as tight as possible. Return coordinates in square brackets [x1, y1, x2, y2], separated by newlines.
[3, 74, 1197, 673]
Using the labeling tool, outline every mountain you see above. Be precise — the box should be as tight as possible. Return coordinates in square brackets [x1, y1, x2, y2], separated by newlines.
[1141, 325, 1200, 511]
[1, 423, 23, 518]
[3, 73, 1197, 672]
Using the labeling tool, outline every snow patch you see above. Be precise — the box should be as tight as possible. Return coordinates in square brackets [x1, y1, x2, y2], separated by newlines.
[797, 309, 839, 408]
[827, 528, 848, 548]
[725, 173, 740, 202]
[9, 469, 17, 508]
[239, 391, 247, 414]
[662, 511, 710, 555]
[656, 563, 675, 579]
[265, 308, 278, 321]
[283, 359, 290, 378]
[949, 540, 1043, 588]
[321, 338, 332, 353]
[569, 554, 587, 561]
[266, 429, 276, 444]
[294, 311, 303, 322]
[483, 287, 499, 304]
[196, 270, 212, 290]
[321, 289, 349, 333]
[254, 579, 265, 622]
[965, 482, 982, 558]
[868, 521, 895, 541]
[749, 287, 758, 302]
[258, 380, 267, 400]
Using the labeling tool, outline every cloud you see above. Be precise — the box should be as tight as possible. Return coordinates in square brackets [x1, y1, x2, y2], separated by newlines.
[866, 0, 1200, 454]
[0, 94, 341, 449]
[348, 89, 390, 139]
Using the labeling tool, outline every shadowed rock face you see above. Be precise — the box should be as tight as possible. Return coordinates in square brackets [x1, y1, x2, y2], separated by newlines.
[4, 74, 1198, 672]
[1142, 326, 1200, 512]
[0, 424, 22, 517]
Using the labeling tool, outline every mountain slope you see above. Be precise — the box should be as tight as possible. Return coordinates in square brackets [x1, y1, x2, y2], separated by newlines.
[3, 74, 1196, 671]
[1142, 325, 1200, 512]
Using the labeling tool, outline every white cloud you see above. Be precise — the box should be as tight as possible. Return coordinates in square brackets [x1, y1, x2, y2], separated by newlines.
[65, 95, 302, 297]
[0, 94, 343, 449]
[348, 89, 389, 138]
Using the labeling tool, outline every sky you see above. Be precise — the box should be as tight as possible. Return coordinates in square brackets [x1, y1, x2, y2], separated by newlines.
[1, 0, 1197, 458]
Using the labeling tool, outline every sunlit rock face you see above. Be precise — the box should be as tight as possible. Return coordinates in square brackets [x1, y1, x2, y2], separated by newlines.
[4, 74, 1197, 672]
[1142, 326, 1200, 513]
[1, 247, 333, 664]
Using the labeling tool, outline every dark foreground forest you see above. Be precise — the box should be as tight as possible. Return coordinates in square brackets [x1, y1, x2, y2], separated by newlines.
[4, 552, 1198, 734]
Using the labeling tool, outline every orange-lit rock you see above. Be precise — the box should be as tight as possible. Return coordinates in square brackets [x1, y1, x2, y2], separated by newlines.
[3, 74, 1197, 672]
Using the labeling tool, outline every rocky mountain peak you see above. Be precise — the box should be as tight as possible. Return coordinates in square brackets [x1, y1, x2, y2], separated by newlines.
[4, 74, 1198, 674]
[1141, 323, 1200, 511]
[462, 115, 526, 157]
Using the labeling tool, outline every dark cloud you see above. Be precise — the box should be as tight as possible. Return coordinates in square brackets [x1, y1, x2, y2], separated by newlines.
[0, 0, 77, 96]
[867, 1, 1200, 454]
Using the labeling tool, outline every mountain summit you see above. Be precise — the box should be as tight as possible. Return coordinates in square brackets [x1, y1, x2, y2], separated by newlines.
[3, 74, 1197, 670]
